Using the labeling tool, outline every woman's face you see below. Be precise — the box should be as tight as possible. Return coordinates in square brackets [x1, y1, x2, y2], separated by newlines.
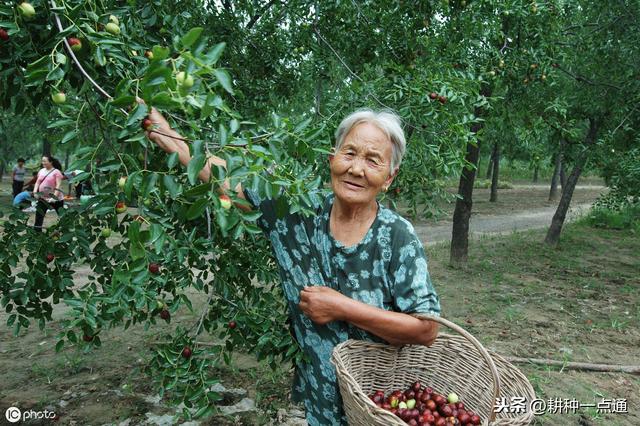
[41, 157, 51, 169]
[329, 122, 395, 206]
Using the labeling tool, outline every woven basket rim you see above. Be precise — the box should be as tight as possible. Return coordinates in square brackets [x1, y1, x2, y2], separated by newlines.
[331, 314, 537, 425]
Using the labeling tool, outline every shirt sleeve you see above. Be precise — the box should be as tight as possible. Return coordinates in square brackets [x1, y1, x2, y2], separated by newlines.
[242, 186, 280, 233]
[242, 174, 325, 234]
[390, 231, 441, 317]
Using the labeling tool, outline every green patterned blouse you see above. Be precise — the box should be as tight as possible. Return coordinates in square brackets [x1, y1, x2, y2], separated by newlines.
[243, 189, 440, 426]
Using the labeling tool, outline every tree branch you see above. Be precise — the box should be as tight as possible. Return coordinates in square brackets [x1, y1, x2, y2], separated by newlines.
[503, 355, 640, 374]
[246, 0, 279, 30]
[557, 65, 622, 91]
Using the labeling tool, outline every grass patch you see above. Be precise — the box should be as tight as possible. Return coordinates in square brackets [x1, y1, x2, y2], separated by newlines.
[584, 204, 640, 231]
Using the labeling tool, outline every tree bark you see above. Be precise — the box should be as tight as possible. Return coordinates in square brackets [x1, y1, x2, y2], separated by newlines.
[476, 142, 482, 177]
[560, 159, 567, 190]
[545, 118, 599, 246]
[450, 86, 490, 266]
[42, 139, 51, 157]
[485, 145, 494, 179]
[548, 141, 564, 201]
[489, 142, 500, 202]
[533, 165, 539, 183]
[549, 153, 561, 201]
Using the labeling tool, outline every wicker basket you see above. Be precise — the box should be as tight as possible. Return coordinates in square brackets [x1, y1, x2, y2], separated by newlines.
[331, 314, 535, 425]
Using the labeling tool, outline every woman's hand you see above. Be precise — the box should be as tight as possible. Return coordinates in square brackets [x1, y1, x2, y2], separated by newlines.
[299, 286, 349, 325]
[145, 107, 177, 150]
[136, 99, 180, 154]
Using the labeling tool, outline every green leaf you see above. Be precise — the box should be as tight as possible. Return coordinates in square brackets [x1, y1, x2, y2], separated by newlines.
[151, 92, 179, 108]
[163, 175, 181, 198]
[181, 27, 204, 49]
[230, 119, 239, 134]
[145, 174, 159, 197]
[126, 104, 148, 127]
[214, 69, 234, 94]
[219, 123, 227, 147]
[187, 155, 206, 185]
[128, 221, 141, 245]
[186, 199, 209, 220]
[204, 42, 226, 65]
[183, 183, 211, 198]
[167, 152, 179, 169]
[130, 242, 145, 260]
[216, 211, 228, 236]
[111, 95, 136, 108]
[45, 66, 65, 82]
[194, 404, 215, 419]
[61, 130, 78, 144]
[95, 46, 107, 66]
[151, 45, 170, 61]
[294, 117, 312, 133]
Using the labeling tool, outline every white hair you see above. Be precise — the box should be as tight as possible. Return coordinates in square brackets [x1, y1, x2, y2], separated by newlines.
[334, 109, 406, 175]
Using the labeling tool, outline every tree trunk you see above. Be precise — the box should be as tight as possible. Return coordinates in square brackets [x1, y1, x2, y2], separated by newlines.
[533, 165, 539, 183]
[450, 86, 490, 266]
[559, 160, 567, 190]
[549, 139, 566, 201]
[0, 163, 4, 182]
[476, 143, 482, 178]
[549, 148, 563, 201]
[490, 142, 500, 202]
[450, 141, 481, 266]
[545, 118, 599, 246]
[42, 139, 51, 157]
[485, 146, 494, 179]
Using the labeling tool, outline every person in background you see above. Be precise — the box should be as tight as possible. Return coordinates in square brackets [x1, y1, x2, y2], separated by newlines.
[12, 158, 27, 198]
[33, 156, 65, 232]
[13, 171, 38, 209]
[63, 169, 92, 198]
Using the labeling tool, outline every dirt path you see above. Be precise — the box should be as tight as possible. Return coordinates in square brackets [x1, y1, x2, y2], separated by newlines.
[412, 184, 605, 246]
[416, 202, 594, 246]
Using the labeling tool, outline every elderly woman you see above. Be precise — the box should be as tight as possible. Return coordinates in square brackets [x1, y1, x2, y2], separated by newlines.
[146, 108, 440, 425]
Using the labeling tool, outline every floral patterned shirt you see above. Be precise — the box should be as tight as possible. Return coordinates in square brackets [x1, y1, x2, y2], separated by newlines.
[243, 189, 441, 426]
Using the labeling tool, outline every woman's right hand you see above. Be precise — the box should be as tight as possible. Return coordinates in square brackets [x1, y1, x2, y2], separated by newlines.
[136, 98, 180, 154]
[145, 106, 180, 154]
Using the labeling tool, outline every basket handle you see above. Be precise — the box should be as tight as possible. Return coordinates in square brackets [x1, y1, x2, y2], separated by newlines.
[411, 314, 500, 422]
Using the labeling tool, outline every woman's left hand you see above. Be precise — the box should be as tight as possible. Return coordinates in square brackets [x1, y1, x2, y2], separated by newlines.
[299, 286, 349, 325]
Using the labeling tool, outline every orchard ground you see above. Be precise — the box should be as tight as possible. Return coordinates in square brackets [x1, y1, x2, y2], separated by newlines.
[0, 179, 638, 425]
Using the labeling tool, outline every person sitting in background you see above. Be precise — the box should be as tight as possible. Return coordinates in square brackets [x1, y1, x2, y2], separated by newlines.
[33, 156, 65, 232]
[13, 171, 38, 209]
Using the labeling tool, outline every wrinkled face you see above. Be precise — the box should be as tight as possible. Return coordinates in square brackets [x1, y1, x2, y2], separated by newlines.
[329, 122, 395, 206]
[41, 157, 51, 169]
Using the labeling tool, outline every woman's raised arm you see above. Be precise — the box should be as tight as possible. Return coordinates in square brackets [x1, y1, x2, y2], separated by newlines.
[144, 106, 250, 211]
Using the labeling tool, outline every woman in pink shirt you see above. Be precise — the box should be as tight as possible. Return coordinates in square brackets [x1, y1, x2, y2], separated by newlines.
[33, 156, 65, 232]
